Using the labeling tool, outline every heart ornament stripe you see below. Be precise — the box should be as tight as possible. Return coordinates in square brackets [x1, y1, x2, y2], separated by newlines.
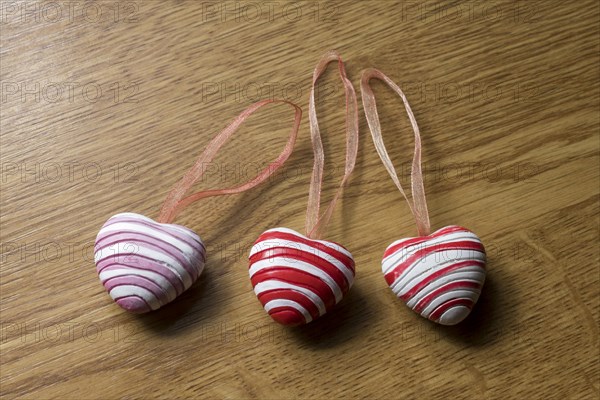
[95, 212, 206, 313]
[249, 228, 355, 326]
[382, 225, 486, 325]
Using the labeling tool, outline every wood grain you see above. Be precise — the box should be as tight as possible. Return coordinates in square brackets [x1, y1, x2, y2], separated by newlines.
[1, 1, 599, 398]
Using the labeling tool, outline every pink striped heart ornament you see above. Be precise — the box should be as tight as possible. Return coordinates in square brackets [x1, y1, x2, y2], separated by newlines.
[95, 213, 205, 313]
[93, 100, 302, 313]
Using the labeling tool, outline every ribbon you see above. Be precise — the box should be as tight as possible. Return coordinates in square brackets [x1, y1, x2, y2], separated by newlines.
[158, 99, 302, 224]
[360, 68, 431, 237]
[305, 50, 359, 239]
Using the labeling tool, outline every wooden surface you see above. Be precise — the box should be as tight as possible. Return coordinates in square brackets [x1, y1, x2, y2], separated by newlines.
[1, 1, 599, 399]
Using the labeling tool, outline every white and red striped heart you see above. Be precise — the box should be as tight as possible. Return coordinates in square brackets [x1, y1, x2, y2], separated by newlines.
[94, 212, 206, 313]
[248, 227, 355, 326]
[382, 225, 486, 325]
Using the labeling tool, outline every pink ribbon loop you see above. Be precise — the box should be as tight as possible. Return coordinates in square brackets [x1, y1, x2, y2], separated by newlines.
[158, 99, 302, 224]
[360, 68, 431, 237]
[305, 50, 359, 239]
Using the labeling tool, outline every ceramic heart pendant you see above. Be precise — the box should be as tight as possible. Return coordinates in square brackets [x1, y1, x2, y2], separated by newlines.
[94, 213, 206, 313]
[246, 52, 360, 326]
[361, 69, 489, 325]
[248, 228, 355, 326]
[92, 100, 302, 313]
[382, 225, 486, 325]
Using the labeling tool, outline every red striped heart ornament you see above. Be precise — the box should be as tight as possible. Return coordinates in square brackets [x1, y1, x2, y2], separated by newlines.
[94, 213, 206, 313]
[248, 227, 355, 326]
[382, 225, 486, 325]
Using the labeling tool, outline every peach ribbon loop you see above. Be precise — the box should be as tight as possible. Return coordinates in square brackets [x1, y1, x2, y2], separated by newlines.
[305, 50, 359, 239]
[158, 99, 302, 224]
[360, 69, 431, 237]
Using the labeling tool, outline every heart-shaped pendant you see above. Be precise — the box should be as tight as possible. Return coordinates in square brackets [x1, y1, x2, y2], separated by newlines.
[92, 100, 301, 315]
[248, 227, 355, 326]
[361, 70, 489, 325]
[94, 212, 206, 313]
[382, 225, 486, 325]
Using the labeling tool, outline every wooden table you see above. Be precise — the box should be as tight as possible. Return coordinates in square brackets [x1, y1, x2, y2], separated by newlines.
[1, 1, 598, 398]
